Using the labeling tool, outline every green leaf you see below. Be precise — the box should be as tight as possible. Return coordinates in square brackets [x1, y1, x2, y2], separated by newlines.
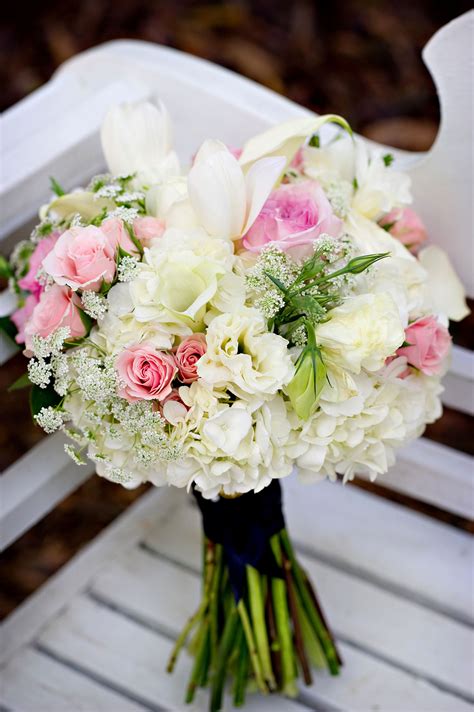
[0, 255, 13, 279]
[30, 383, 61, 417]
[309, 134, 320, 148]
[352, 177, 359, 190]
[77, 308, 93, 335]
[50, 176, 65, 197]
[8, 372, 31, 392]
[263, 271, 288, 295]
[0, 315, 18, 344]
[383, 153, 394, 167]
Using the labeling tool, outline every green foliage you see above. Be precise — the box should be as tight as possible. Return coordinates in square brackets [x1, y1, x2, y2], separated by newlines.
[8, 372, 31, 392]
[50, 176, 65, 197]
[30, 383, 61, 417]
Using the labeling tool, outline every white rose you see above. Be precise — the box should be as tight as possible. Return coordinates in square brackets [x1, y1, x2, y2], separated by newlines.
[198, 307, 294, 398]
[316, 293, 405, 374]
[130, 229, 231, 328]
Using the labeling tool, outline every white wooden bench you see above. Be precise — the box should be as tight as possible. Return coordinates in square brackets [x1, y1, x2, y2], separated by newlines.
[1, 11, 473, 712]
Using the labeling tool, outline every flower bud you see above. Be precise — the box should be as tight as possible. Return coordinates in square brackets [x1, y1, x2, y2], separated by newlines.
[285, 347, 326, 420]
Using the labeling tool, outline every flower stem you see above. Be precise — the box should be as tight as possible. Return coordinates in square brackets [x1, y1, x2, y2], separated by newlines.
[281, 549, 313, 686]
[247, 565, 277, 690]
[237, 599, 269, 695]
[232, 625, 249, 707]
[209, 544, 223, 668]
[185, 618, 210, 703]
[280, 529, 340, 675]
[270, 535, 298, 697]
[210, 607, 239, 712]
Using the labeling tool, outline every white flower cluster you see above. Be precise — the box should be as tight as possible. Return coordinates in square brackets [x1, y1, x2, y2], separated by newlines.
[18, 102, 466, 499]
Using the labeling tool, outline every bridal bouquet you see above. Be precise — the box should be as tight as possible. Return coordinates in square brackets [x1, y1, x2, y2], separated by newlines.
[3, 100, 468, 710]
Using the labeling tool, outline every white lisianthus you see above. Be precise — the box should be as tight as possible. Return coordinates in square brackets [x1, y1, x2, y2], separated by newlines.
[316, 293, 405, 374]
[198, 308, 294, 398]
[101, 100, 180, 186]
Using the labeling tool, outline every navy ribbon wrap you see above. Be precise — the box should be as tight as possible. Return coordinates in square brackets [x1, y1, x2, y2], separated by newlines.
[192, 479, 286, 601]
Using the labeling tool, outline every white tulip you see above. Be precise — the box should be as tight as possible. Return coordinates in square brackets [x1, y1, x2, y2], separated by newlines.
[188, 140, 285, 240]
[101, 100, 180, 184]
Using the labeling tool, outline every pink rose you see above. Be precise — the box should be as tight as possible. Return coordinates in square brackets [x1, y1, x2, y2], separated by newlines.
[396, 316, 451, 375]
[379, 208, 427, 252]
[11, 293, 39, 344]
[18, 233, 59, 297]
[175, 334, 207, 383]
[116, 343, 177, 403]
[242, 180, 342, 257]
[42, 225, 117, 291]
[133, 217, 165, 246]
[101, 218, 138, 255]
[24, 285, 87, 352]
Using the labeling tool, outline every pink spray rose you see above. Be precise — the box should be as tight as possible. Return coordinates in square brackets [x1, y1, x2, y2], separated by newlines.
[101, 217, 139, 255]
[116, 344, 177, 403]
[42, 224, 117, 291]
[132, 217, 165, 246]
[11, 293, 39, 344]
[242, 180, 342, 257]
[379, 207, 427, 252]
[396, 316, 451, 375]
[175, 334, 207, 384]
[18, 232, 59, 297]
[23, 285, 87, 352]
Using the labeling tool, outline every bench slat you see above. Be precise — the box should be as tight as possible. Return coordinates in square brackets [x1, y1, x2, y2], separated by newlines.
[1, 648, 141, 712]
[0, 432, 94, 551]
[102, 500, 472, 698]
[37, 596, 310, 712]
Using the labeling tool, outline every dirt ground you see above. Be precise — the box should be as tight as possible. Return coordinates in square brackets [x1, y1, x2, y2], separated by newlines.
[1, 0, 472, 619]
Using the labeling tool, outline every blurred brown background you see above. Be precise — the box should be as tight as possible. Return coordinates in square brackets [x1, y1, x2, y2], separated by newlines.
[1, 0, 472, 619]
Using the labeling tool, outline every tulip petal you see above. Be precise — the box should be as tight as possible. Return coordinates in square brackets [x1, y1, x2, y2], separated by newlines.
[418, 245, 470, 322]
[242, 156, 286, 235]
[188, 140, 246, 239]
[239, 114, 352, 170]
[101, 100, 180, 183]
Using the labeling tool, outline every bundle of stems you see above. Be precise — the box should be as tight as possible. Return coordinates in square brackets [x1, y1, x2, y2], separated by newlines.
[167, 528, 342, 711]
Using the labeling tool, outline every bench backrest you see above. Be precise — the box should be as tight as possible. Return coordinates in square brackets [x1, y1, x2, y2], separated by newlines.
[1, 11, 472, 550]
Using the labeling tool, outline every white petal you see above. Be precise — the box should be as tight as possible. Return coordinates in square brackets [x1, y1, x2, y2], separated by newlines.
[101, 100, 179, 183]
[239, 114, 352, 169]
[242, 156, 286, 234]
[188, 140, 246, 239]
[418, 245, 470, 322]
